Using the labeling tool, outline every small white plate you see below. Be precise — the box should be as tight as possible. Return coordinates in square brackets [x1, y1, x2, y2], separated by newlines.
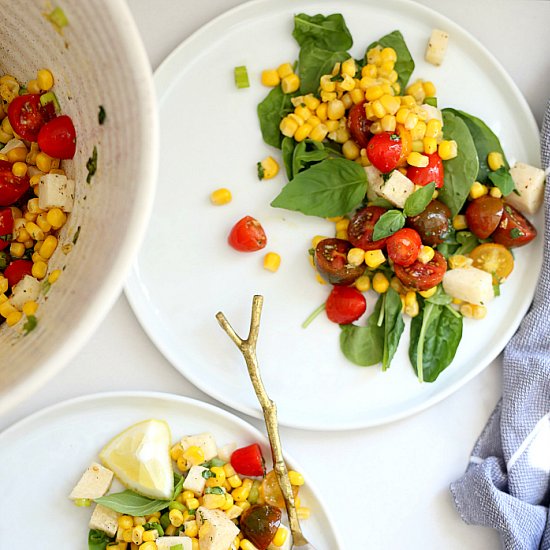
[0, 391, 339, 549]
[125, 0, 542, 430]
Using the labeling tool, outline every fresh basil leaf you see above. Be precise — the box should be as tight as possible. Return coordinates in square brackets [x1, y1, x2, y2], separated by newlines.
[281, 137, 296, 179]
[298, 43, 350, 94]
[88, 529, 113, 550]
[368, 197, 394, 208]
[292, 139, 328, 176]
[438, 110, 479, 217]
[403, 182, 436, 217]
[367, 30, 414, 90]
[143, 521, 164, 536]
[487, 166, 516, 196]
[23, 314, 38, 335]
[382, 288, 405, 370]
[454, 231, 480, 255]
[95, 490, 169, 515]
[436, 227, 458, 258]
[204, 486, 224, 495]
[200, 458, 226, 468]
[424, 97, 438, 107]
[293, 13, 353, 51]
[271, 158, 367, 217]
[372, 210, 405, 241]
[257, 86, 295, 149]
[202, 469, 215, 479]
[172, 473, 184, 499]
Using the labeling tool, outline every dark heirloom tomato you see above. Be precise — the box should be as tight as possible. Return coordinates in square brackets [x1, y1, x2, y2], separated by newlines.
[406, 153, 444, 188]
[394, 250, 447, 291]
[366, 132, 402, 173]
[465, 195, 504, 239]
[406, 200, 451, 246]
[0, 160, 30, 206]
[7, 94, 47, 141]
[228, 216, 267, 252]
[491, 204, 537, 248]
[4, 260, 33, 288]
[386, 228, 422, 267]
[347, 101, 371, 149]
[38, 115, 77, 159]
[314, 238, 364, 285]
[0, 208, 14, 251]
[240, 505, 282, 550]
[326, 285, 366, 324]
[348, 205, 388, 251]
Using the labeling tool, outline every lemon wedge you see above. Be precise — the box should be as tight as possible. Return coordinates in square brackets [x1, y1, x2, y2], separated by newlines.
[99, 419, 174, 500]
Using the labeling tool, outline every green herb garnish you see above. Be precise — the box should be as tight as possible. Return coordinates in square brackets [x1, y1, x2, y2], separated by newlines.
[98, 105, 106, 125]
[86, 146, 98, 183]
[234, 66, 250, 89]
[23, 315, 38, 335]
[48, 6, 69, 29]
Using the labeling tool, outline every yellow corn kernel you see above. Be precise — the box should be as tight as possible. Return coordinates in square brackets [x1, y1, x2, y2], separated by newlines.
[327, 99, 345, 121]
[177, 454, 187, 471]
[404, 291, 419, 317]
[11, 161, 27, 178]
[487, 151, 504, 171]
[472, 304, 487, 320]
[294, 123, 313, 142]
[0, 294, 7, 306]
[419, 286, 438, 299]
[309, 123, 328, 142]
[303, 94, 320, 110]
[263, 252, 281, 273]
[221, 464, 235, 479]
[411, 140, 424, 153]
[261, 69, 280, 87]
[449, 254, 473, 269]
[421, 136, 437, 155]
[307, 115, 321, 128]
[185, 496, 200, 510]
[36, 213, 51, 233]
[35, 152, 53, 173]
[232, 481, 252, 502]
[203, 493, 226, 510]
[118, 516, 134, 530]
[140, 543, 157, 550]
[371, 99, 386, 119]
[469, 181, 488, 200]
[438, 139, 458, 160]
[169, 509, 184, 527]
[452, 214, 468, 230]
[240, 540, 258, 550]
[131, 525, 144, 545]
[319, 74, 336, 93]
[277, 63, 293, 79]
[29, 174, 42, 188]
[334, 218, 350, 233]
[210, 188, 232, 205]
[121, 529, 133, 543]
[404, 112, 419, 131]
[281, 73, 300, 94]
[24, 210, 37, 223]
[7, 147, 26, 163]
[372, 272, 390, 293]
[183, 445, 205, 466]
[380, 47, 397, 63]
[6, 310, 22, 327]
[366, 46, 382, 66]
[354, 276, 370, 293]
[21, 300, 38, 319]
[279, 116, 298, 138]
[297, 507, 311, 520]
[488, 186, 502, 198]
[0, 300, 17, 318]
[270, 526, 288, 548]
[380, 114, 396, 132]
[459, 303, 473, 318]
[9, 242, 25, 258]
[329, 126, 350, 144]
[349, 87, 365, 104]
[407, 152, 428, 168]
[37, 235, 57, 260]
[45, 208, 67, 230]
[364, 250, 386, 270]
[387, 70, 399, 85]
[342, 139, 360, 160]
[425, 119, 442, 139]
[311, 235, 328, 250]
[259, 156, 279, 180]
[417, 245, 435, 264]
[320, 90, 336, 103]
[27, 198, 42, 214]
[31, 261, 47, 280]
[37, 69, 54, 91]
[364, 85, 383, 102]
[341, 57, 357, 77]
[346, 247, 364, 267]
[143, 530, 158, 542]
[48, 269, 61, 284]
[405, 80, 426, 103]
[378, 60, 395, 78]
[422, 81, 436, 97]
[25, 221, 44, 241]
[1, 117, 13, 136]
[0, 276, 7, 295]
[294, 105, 311, 122]
[361, 64, 377, 78]
[288, 471, 305, 486]
[337, 73, 355, 92]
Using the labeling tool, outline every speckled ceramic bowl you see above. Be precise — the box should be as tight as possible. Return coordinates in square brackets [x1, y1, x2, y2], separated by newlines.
[0, 1, 157, 413]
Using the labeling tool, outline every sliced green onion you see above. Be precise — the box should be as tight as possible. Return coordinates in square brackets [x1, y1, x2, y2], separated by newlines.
[40, 91, 61, 113]
[424, 96, 438, 107]
[170, 545, 183, 550]
[234, 65, 250, 89]
[302, 302, 326, 329]
[48, 6, 69, 28]
[73, 498, 91, 507]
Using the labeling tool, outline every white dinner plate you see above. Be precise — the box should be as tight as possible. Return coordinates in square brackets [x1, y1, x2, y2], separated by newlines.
[0, 392, 339, 549]
[125, 0, 543, 430]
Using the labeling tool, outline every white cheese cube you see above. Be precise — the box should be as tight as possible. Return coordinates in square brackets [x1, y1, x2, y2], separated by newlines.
[89, 504, 119, 537]
[0, 138, 26, 155]
[156, 536, 193, 550]
[425, 29, 449, 66]
[505, 162, 545, 214]
[196, 507, 240, 550]
[442, 267, 494, 306]
[365, 165, 384, 202]
[364, 166, 415, 209]
[10, 275, 41, 311]
[38, 173, 75, 212]
[181, 432, 218, 461]
[182, 465, 208, 495]
[216, 442, 236, 463]
[420, 104, 443, 124]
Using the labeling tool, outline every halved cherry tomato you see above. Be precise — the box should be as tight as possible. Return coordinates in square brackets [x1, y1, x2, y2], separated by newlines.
[0, 208, 14, 251]
[38, 115, 77, 159]
[348, 205, 388, 251]
[347, 101, 371, 149]
[314, 238, 365, 285]
[406, 153, 444, 188]
[469, 243, 514, 283]
[240, 505, 282, 550]
[7, 94, 48, 141]
[395, 124, 412, 167]
[231, 443, 265, 477]
[0, 160, 30, 206]
[465, 195, 504, 239]
[386, 228, 422, 267]
[366, 132, 403, 173]
[325, 285, 366, 324]
[406, 200, 451, 246]
[228, 216, 267, 252]
[394, 250, 447, 291]
[491, 204, 537, 248]
[4, 259, 33, 288]
[262, 469, 299, 508]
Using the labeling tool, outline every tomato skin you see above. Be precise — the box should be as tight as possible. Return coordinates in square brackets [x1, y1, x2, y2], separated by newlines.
[394, 250, 447, 291]
[396, 125, 412, 167]
[386, 228, 422, 267]
[347, 102, 371, 149]
[348, 205, 388, 251]
[38, 115, 77, 159]
[4, 259, 33, 288]
[228, 216, 267, 252]
[239, 505, 282, 550]
[366, 132, 403, 173]
[7, 94, 46, 141]
[0, 160, 30, 206]
[465, 196, 504, 239]
[325, 285, 366, 324]
[314, 238, 364, 285]
[469, 243, 514, 283]
[0, 207, 14, 251]
[231, 444, 265, 477]
[406, 153, 444, 188]
[491, 204, 537, 248]
[406, 200, 451, 246]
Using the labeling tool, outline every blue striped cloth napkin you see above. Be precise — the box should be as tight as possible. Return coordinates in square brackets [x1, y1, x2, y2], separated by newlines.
[450, 103, 550, 549]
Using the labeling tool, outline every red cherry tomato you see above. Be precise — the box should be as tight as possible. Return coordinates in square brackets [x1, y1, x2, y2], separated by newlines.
[394, 250, 447, 291]
[348, 206, 388, 251]
[38, 115, 77, 159]
[231, 444, 265, 477]
[0, 207, 14, 251]
[228, 216, 267, 252]
[7, 94, 47, 141]
[491, 204, 537, 248]
[0, 160, 30, 206]
[4, 259, 33, 288]
[465, 196, 504, 239]
[386, 228, 422, 267]
[406, 153, 444, 188]
[366, 132, 403, 173]
[347, 102, 371, 150]
[325, 285, 366, 325]
[314, 238, 365, 285]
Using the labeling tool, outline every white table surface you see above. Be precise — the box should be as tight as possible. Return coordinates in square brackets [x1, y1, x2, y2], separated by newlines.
[2, 1, 549, 548]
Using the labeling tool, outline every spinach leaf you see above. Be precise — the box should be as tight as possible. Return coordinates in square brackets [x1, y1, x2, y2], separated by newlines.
[403, 182, 436, 217]
[372, 210, 405, 240]
[281, 137, 296, 179]
[298, 43, 349, 94]
[292, 139, 328, 176]
[488, 166, 516, 196]
[454, 231, 479, 255]
[382, 288, 405, 370]
[257, 86, 295, 148]
[340, 298, 384, 366]
[424, 285, 452, 306]
[88, 529, 113, 550]
[444, 108, 509, 182]
[409, 300, 463, 383]
[271, 158, 367, 217]
[367, 30, 415, 90]
[293, 13, 353, 51]
[95, 490, 169, 515]
[438, 110, 479, 217]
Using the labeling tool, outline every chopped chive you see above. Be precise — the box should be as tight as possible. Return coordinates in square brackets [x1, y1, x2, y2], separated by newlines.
[302, 302, 326, 329]
[40, 91, 61, 113]
[86, 146, 98, 183]
[170, 545, 183, 550]
[48, 6, 69, 28]
[234, 65, 250, 89]
[74, 498, 91, 507]
[98, 105, 106, 125]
